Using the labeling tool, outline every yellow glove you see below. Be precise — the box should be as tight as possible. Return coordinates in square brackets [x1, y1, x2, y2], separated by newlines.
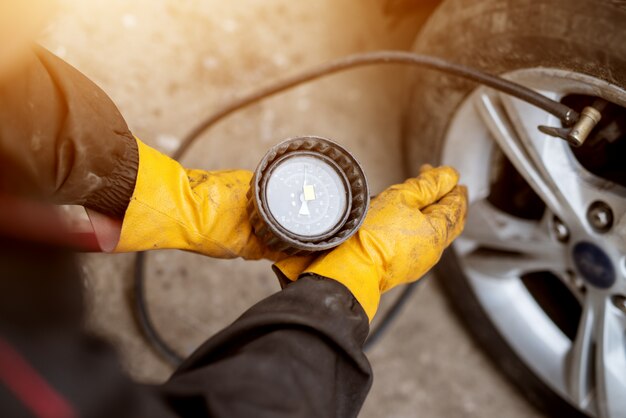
[114, 138, 282, 260]
[276, 165, 467, 321]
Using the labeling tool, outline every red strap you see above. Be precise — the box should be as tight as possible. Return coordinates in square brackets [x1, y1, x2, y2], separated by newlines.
[0, 337, 77, 418]
[0, 195, 100, 251]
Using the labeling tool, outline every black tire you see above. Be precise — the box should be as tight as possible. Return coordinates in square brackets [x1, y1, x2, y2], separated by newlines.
[403, 0, 626, 417]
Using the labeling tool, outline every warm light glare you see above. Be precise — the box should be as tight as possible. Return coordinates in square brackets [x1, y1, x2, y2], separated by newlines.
[0, 0, 58, 76]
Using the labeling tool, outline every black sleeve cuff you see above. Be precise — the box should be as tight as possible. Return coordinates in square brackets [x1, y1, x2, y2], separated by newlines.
[161, 276, 372, 418]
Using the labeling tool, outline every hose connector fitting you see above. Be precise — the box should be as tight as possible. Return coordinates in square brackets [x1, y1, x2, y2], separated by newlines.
[567, 106, 602, 147]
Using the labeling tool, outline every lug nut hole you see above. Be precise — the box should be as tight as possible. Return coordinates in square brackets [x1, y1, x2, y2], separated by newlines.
[586, 201, 613, 233]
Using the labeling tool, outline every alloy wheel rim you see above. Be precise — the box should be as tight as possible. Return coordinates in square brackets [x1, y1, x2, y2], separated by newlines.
[441, 68, 626, 418]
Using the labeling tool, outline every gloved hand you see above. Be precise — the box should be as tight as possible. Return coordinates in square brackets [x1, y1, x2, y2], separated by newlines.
[274, 165, 467, 321]
[114, 138, 283, 260]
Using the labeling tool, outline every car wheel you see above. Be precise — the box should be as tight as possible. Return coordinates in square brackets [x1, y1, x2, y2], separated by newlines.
[403, 1, 626, 417]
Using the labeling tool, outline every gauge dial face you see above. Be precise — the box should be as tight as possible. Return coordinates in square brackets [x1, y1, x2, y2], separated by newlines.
[265, 155, 348, 237]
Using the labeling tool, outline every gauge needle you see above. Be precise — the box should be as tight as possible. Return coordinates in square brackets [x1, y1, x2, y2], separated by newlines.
[299, 194, 310, 216]
[299, 165, 315, 216]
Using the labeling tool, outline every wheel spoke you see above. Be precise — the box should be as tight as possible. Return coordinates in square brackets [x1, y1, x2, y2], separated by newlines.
[462, 199, 558, 257]
[464, 249, 563, 278]
[566, 294, 626, 417]
[474, 89, 585, 227]
[566, 294, 596, 411]
[473, 91, 563, 215]
[595, 298, 626, 418]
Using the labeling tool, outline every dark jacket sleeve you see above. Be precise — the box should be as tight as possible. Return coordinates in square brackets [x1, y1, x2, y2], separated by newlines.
[159, 275, 372, 418]
[0, 236, 372, 418]
[0, 46, 138, 218]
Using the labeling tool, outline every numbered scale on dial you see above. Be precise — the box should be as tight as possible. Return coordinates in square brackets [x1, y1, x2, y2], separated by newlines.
[248, 136, 369, 254]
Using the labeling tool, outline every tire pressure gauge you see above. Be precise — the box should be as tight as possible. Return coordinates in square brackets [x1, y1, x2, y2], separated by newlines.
[248, 136, 369, 254]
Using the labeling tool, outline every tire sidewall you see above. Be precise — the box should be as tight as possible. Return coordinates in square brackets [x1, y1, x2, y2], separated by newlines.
[403, 0, 626, 416]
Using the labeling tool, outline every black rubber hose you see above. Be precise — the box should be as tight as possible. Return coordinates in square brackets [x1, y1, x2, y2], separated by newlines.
[133, 252, 184, 365]
[363, 279, 422, 352]
[174, 50, 579, 159]
[133, 50, 581, 366]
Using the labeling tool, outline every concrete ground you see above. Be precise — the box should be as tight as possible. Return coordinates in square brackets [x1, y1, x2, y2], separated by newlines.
[42, 1, 541, 416]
